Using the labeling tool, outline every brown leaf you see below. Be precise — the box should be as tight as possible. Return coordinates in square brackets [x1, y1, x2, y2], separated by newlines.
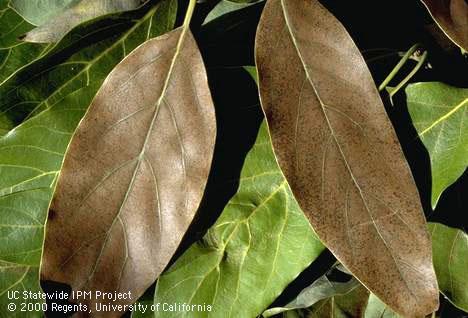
[421, 0, 468, 51]
[41, 27, 216, 317]
[255, 0, 439, 317]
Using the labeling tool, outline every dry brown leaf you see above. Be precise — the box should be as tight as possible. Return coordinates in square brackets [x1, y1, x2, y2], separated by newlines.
[41, 27, 216, 317]
[421, 0, 468, 51]
[255, 0, 439, 317]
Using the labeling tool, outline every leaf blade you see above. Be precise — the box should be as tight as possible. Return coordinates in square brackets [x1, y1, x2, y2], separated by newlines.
[0, 1, 177, 316]
[406, 82, 468, 208]
[0, 0, 49, 86]
[203, 0, 264, 25]
[153, 121, 325, 318]
[420, 0, 468, 52]
[429, 222, 468, 312]
[0, 0, 177, 135]
[255, 0, 438, 316]
[41, 26, 217, 315]
[263, 274, 361, 317]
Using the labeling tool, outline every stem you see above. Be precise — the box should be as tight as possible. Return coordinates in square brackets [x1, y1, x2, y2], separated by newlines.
[389, 50, 428, 99]
[378, 43, 421, 92]
[183, 0, 197, 29]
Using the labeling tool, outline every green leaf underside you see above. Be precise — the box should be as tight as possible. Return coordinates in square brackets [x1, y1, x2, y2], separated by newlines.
[203, 0, 264, 25]
[365, 294, 400, 318]
[0, 0, 49, 85]
[15, 0, 144, 43]
[0, 1, 176, 316]
[268, 275, 397, 318]
[305, 283, 369, 318]
[9, 0, 76, 26]
[429, 223, 468, 312]
[153, 122, 325, 318]
[263, 275, 361, 317]
[406, 82, 468, 208]
[0, 0, 176, 135]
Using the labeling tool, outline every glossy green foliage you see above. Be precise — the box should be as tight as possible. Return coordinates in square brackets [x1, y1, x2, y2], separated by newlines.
[0, 93, 88, 318]
[406, 82, 468, 208]
[0, 1, 177, 316]
[153, 122, 326, 318]
[0, 0, 49, 85]
[429, 223, 468, 312]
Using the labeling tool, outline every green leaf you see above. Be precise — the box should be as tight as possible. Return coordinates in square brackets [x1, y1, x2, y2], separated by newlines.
[0, 0, 50, 85]
[406, 82, 468, 208]
[263, 273, 361, 317]
[309, 284, 369, 318]
[429, 223, 468, 312]
[0, 0, 176, 136]
[153, 121, 325, 318]
[0, 93, 87, 318]
[203, 0, 263, 25]
[0, 1, 176, 316]
[243, 65, 258, 83]
[14, 0, 144, 43]
[9, 0, 76, 26]
[365, 294, 401, 318]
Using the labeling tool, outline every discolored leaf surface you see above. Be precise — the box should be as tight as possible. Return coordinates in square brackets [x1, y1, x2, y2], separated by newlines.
[153, 122, 325, 318]
[14, 0, 144, 43]
[0, 0, 49, 85]
[255, 0, 438, 316]
[0, 1, 176, 316]
[420, 0, 468, 51]
[406, 82, 467, 209]
[41, 25, 217, 315]
[429, 223, 468, 312]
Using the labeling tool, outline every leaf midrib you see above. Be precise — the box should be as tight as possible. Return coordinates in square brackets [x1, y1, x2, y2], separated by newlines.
[418, 98, 467, 137]
[279, 0, 417, 302]
[82, 24, 191, 290]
